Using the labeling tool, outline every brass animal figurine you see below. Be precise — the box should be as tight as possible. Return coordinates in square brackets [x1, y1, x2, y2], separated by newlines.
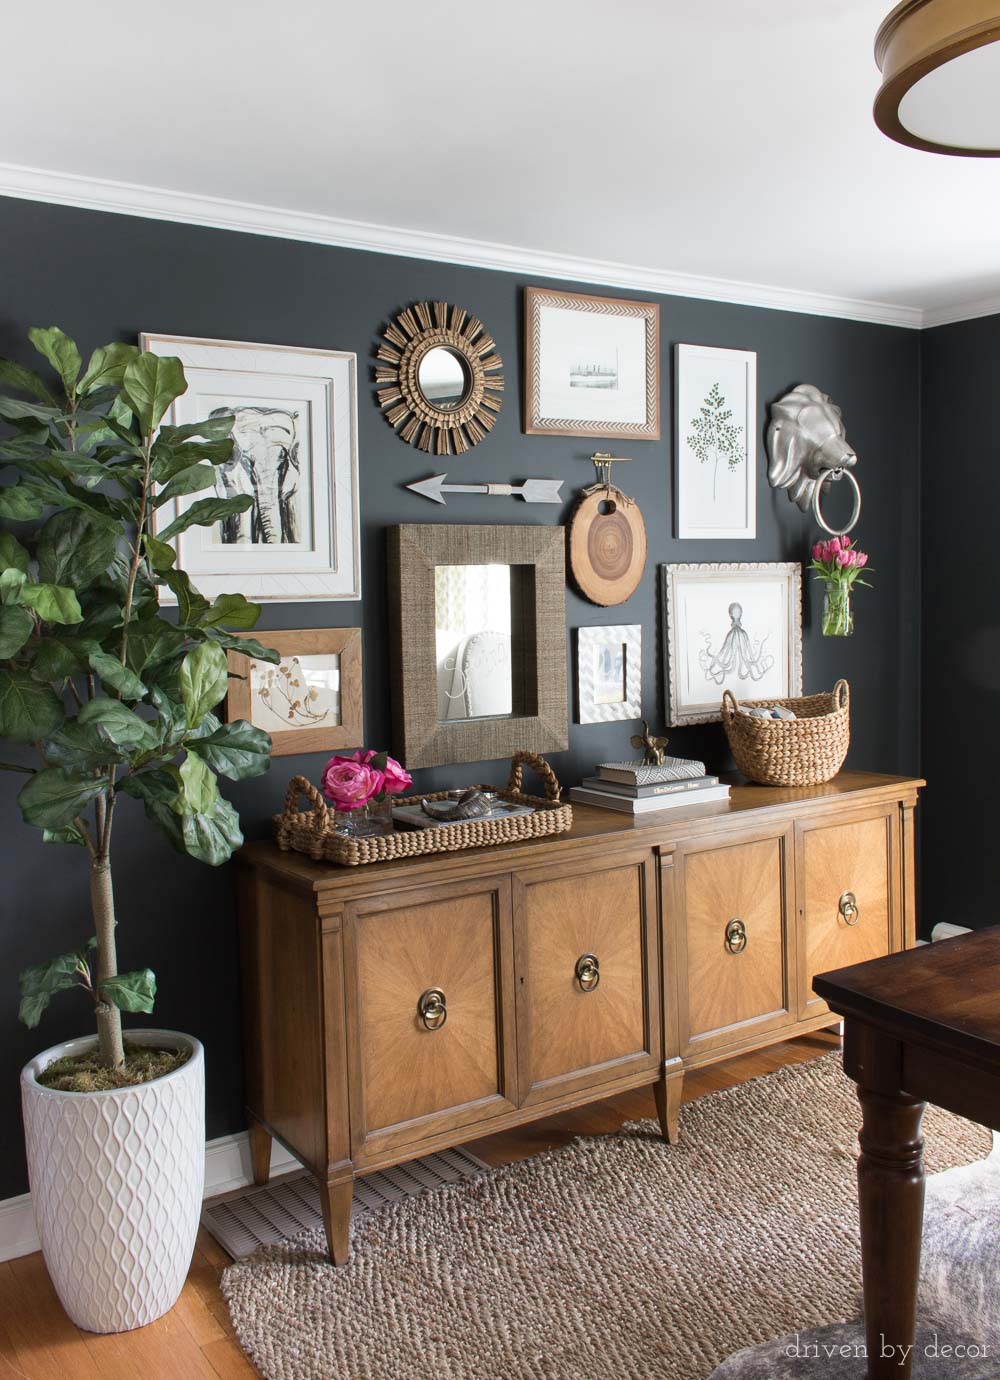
[630, 721, 669, 767]
[420, 789, 493, 822]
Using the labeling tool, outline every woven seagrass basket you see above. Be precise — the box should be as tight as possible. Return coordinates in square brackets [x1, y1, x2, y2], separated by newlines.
[720, 679, 850, 787]
[273, 750, 572, 866]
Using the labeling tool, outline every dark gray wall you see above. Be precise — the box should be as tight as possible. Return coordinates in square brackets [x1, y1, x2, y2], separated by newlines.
[0, 196, 921, 1198]
[921, 314, 999, 933]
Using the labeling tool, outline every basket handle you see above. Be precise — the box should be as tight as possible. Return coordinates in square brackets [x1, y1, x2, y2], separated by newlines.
[721, 688, 739, 722]
[833, 679, 850, 709]
[506, 751, 562, 802]
[284, 774, 331, 826]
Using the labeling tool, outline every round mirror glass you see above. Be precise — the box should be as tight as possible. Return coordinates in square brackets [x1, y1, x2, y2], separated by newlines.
[418, 347, 472, 412]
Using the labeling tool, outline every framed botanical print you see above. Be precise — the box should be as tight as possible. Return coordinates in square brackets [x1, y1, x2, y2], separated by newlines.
[675, 344, 757, 539]
[576, 624, 642, 724]
[142, 333, 361, 602]
[661, 563, 801, 726]
[524, 287, 660, 438]
[225, 628, 363, 757]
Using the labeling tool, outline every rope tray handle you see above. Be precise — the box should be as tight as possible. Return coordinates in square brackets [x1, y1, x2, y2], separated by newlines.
[833, 679, 850, 709]
[721, 689, 740, 722]
[283, 774, 330, 828]
[505, 751, 562, 802]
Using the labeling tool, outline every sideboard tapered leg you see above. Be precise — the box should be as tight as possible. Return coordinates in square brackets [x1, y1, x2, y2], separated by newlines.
[320, 1177, 354, 1266]
[248, 1120, 272, 1186]
[655, 1069, 684, 1144]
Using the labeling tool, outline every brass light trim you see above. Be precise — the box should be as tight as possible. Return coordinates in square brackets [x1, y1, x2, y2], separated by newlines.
[375, 300, 504, 455]
[875, 0, 1000, 156]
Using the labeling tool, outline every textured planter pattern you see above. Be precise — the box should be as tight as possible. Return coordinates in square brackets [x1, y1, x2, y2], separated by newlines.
[21, 1030, 204, 1334]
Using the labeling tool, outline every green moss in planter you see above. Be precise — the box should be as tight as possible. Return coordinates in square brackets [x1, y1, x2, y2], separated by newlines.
[38, 1043, 189, 1093]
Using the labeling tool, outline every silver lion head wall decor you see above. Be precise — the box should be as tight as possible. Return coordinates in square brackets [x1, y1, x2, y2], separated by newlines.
[766, 384, 861, 536]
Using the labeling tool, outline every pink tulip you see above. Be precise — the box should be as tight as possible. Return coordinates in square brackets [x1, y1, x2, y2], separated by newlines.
[837, 550, 852, 567]
[812, 541, 825, 561]
[856, 552, 868, 567]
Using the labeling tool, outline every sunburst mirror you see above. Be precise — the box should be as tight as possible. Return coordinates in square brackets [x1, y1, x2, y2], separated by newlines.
[375, 301, 504, 454]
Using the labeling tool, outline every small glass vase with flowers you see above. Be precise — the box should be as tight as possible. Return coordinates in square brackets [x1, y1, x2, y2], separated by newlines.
[808, 535, 873, 637]
[321, 750, 413, 838]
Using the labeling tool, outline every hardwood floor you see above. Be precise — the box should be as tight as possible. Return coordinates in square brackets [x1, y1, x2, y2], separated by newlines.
[1, 1030, 840, 1379]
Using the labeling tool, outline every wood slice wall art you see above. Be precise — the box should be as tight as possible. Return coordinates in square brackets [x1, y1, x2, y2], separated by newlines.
[375, 301, 504, 455]
[568, 486, 647, 605]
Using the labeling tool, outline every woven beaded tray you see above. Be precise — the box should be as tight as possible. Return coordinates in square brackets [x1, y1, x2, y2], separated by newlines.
[273, 751, 573, 866]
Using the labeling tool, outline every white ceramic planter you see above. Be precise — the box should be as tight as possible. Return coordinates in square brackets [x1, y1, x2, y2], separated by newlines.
[21, 1028, 204, 1334]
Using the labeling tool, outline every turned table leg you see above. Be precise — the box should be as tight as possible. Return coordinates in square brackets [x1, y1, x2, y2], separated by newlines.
[320, 1178, 354, 1266]
[857, 1085, 926, 1380]
[655, 1068, 684, 1144]
[248, 1120, 272, 1186]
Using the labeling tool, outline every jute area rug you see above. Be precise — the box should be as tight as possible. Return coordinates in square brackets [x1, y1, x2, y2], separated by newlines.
[222, 1054, 990, 1380]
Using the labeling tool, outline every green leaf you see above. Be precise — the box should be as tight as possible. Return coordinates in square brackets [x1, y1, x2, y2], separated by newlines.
[78, 342, 140, 395]
[0, 605, 33, 658]
[0, 669, 63, 741]
[159, 566, 208, 626]
[21, 583, 83, 625]
[28, 327, 82, 396]
[87, 651, 146, 701]
[18, 766, 105, 829]
[123, 618, 185, 680]
[18, 941, 95, 1028]
[44, 719, 126, 769]
[0, 533, 31, 573]
[0, 569, 27, 605]
[100, 969, 156, 1014]
[121, 354, 186, 435]
[119, 768, 185, 850]
[198, 593, 262, 631]
[153, 464, 219, 506]
[42, 824, 87, 846]
[0, 396, 64, 424]
[177, 750, 219, 814]
[78, 698, 155, 747]
[31, 637, 89, 682]
[189, 719, 271, 781]
[178, 640, 228, 728]
[181, 793, 243, 865]
[158, 495, 253, 543]
[142, 533, 176, 573]
[36, 510, 118, 589]
[0, 357, 56, 404]
[157, 415, 235, 445]
[0, 484, 44, 521]
[206, 630, 281, 664]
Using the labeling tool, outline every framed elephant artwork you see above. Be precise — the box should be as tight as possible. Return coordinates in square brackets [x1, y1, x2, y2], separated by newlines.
[142, 333, 361, 602]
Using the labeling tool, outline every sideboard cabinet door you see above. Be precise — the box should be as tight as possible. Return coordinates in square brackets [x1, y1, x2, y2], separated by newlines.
[672, 829, 794, 1060]
[797, 807, 897, 1019]
[343, 875, 517, 1165]
[512, 851, 661, 1108]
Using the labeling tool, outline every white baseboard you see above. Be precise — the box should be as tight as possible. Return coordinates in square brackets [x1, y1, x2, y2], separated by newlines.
[0, 1129, 299, 1263]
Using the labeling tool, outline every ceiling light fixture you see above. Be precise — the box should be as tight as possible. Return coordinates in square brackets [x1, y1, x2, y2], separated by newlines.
[875, 0, 1000, 155]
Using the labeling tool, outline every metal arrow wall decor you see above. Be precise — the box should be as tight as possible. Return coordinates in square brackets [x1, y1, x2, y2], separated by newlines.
[406, 473, 564, 506]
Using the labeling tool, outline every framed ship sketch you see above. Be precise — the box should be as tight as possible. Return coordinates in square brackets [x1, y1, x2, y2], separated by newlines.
[661, 563, 801, 726]
[675, 343, 757, 540]
[142, 333, 361, 602]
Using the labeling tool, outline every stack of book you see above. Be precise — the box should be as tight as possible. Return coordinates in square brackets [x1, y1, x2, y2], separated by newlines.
[569, 757, 730, 814]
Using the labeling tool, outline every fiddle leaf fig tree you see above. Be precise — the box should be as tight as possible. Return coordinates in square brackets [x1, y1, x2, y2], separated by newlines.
[0, 328, 278, 1069]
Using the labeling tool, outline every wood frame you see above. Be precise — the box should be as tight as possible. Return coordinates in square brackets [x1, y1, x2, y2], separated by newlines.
[675, 342, 757, 540]
[225, 627, 363, 757]
[387, 523, 568, 769]
[523, 286, 660, 438]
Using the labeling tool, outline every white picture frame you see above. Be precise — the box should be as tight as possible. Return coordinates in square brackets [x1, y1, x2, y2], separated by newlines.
[141, 333, 361, 603]
[576, 624, 642, 724]
[675, 343, 757, 540]
[661, 563, 801, 726]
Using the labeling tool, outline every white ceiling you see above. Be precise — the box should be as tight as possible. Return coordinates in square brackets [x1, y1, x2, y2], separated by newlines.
[3, 0, 999, 327]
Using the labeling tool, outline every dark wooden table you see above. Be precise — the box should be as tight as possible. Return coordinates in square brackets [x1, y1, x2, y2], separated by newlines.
[814, 927, 1000, 1380]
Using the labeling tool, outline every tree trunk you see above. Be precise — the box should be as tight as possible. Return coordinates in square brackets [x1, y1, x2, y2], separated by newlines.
[90, 859, 124, 1068]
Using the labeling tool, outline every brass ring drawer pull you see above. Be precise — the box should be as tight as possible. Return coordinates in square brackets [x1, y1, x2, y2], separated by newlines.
[725, 918, 748, 954]
[839, 892, 860, 927]
[418, 988, 447, 1030]
[575, 953, 601, 992]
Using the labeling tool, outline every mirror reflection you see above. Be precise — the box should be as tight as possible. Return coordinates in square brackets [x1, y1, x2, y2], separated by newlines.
[435, 564, 513, 721]
[418, 347, 471, 411]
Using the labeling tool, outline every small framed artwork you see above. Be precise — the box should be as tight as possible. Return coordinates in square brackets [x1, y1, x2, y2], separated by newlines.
[675, 343, 757, 539]
[524, 287, 660, 438]
[225, 628, 363, 757]
[576, 624, 642, 724]
[142, 333, 361, 602]
[661, 563, 801, 726]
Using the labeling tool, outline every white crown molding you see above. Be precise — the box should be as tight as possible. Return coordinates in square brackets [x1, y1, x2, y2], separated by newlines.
[0, 160, 928, 329]
[0, 1129, 298, 1263]
[921, 292, 1000, 330]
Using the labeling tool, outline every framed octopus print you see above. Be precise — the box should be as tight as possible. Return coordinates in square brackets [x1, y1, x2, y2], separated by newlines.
[142, 333, 361, 602]
[660, 563, 801, 726]
[225, 628, 363, 757]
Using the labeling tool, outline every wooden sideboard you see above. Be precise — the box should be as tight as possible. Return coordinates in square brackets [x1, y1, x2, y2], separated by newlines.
[236, 770, 922, 1263]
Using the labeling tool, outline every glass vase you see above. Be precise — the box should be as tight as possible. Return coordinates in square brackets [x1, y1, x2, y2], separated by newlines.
[821, 586, 853, 637]
[333, 797, 394, 838]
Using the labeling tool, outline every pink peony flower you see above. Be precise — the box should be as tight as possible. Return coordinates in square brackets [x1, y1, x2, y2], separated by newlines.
[380, 755, 412, 795]
[321, 756, 384, 811]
